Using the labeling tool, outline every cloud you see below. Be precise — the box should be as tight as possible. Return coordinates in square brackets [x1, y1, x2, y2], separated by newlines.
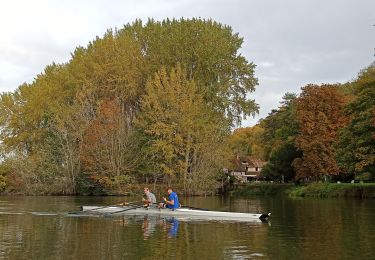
[258, 62, 275, 69]
[1, 0, 374, 127]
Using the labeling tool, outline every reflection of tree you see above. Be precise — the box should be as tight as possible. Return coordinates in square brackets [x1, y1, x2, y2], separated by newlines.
[262, 198, 375, 259]
[294, 200, 343, 259]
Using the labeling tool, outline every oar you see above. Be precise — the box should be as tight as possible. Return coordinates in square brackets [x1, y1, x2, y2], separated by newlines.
[69, 204, 120, 215]
[105, 204, 146, 215]
[86, 204, 122, 212]
[105, 199, 164, 215]
[117, 200, 144, 206]
[69, 201, 143, 215]
[180, 205, 208, 211]
[88, 200, 143, 211]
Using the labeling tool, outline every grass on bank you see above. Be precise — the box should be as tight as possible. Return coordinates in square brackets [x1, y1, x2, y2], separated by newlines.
[288, 183, 375, 198]
[230, 183, 294, 196]
[230, 182, 375, 198]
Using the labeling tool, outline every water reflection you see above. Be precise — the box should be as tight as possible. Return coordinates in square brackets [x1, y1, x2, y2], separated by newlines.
[142, 216, 180, 239]
[167, 217, 179, 237]
[118, 215, 180, 240]
[141, 216, 156, 239]
[0, 196, 374, 259]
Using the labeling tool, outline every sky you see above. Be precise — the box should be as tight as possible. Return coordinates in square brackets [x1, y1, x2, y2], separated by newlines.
[0, 0, 374, 126]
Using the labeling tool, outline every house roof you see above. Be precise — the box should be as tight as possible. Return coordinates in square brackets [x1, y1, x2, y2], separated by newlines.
[232, 155, 266, 172]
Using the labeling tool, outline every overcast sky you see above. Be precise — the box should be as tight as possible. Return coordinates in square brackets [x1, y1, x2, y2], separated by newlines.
[1, 0, 374, 126]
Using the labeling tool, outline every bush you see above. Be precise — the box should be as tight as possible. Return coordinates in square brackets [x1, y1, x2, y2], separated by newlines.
[288, 183, 375, 198]
[231, 183, 294, 196]
[0, 163, 11, 192]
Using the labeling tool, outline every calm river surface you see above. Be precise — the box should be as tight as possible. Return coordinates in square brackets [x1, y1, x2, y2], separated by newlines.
[0, 195, 374, 259]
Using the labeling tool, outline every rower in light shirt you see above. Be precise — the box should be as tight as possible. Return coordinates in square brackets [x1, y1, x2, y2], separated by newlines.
[142, 187, 157, 207]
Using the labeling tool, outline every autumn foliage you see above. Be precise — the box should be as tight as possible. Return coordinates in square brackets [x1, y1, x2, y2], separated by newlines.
[0, 19, 258, 194]
[231, 72, 373, 183]
[292, 84, 349, 180]
[1, 18, 373, 195]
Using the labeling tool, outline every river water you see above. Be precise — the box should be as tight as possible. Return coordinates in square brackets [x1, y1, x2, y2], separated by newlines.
[0, 195, 374, 259]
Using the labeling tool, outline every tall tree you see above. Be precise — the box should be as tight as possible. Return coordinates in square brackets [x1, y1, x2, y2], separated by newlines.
[0, 18, 257, 194]
[336, 64, 375, 180]
[261, 93, 299, 159]
[259, 93, 300, 181]
[293, 84, 348, 181]
[80, 98, 138, 193]
[136, 65, 228, 193]
[125, 18, 259, 125]
[0, 64, 82, 194]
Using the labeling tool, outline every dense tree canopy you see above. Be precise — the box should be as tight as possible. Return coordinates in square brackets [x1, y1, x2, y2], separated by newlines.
[228, 72, 373, 184]
[336, 64, 375, 180]
[228, 125, 265, 159]
[260, 93, 299, 159]
[0, 18, 257, 194]
[259, 93, 300, 181]
[125, 19, 259, 124]
[136, 65, 230, 193]
[1, 18, 373, 194]
[292, 84, 349, 180]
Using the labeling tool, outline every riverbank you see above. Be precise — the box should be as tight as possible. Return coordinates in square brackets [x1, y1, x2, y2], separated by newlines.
[288, 183, 375, 198]
[1, 183, 217, 196]
[230, 183, 375, 198]
[3, 182, 375, 198]
[230, 183, 294, 196]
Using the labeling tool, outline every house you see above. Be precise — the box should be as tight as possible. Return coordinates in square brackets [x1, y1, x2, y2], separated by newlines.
[230, 155, 266, 182]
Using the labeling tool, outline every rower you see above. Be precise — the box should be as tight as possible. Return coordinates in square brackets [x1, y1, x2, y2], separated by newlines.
[142, 187, 157, 207]
[160, 187, 180, 210]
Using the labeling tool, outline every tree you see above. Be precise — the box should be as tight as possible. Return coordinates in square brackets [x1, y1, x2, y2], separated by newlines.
[80, 98, 138, 193]
[136, 65, 229, 193]
[336, 64, 375, 181]
[228, 125, 265, 158]
[261, 143, 302, 182]
[293, 84, 348, 181]
[261, 93, 299, 159]
[0, 18, 257, 194]
[0, 64, 81, 194]
[125, 18, 259, 125]
[258, 93, 300, 181]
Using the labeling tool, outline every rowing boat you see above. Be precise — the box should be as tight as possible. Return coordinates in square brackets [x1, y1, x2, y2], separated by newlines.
[80, 206, 271, 222]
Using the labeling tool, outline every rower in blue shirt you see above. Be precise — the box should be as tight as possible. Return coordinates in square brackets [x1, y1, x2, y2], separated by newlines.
[161, 187, 180, 210]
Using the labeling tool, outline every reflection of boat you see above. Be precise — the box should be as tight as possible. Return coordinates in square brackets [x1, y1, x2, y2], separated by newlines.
[141, 216, 156, 239]
[81, 206, 270, 222]
[124, 215, 179, 239]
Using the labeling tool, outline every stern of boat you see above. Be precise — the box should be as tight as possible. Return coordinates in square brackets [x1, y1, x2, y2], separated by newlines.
[259, 213, 271, 221]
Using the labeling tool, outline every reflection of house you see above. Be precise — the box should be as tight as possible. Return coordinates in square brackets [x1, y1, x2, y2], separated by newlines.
[230, 155, 266, 182]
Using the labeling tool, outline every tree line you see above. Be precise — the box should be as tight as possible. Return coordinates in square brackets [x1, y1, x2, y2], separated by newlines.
[1, 18, 373, 195]
[0, 18, 258, 195]
[230, 64, 374, 183]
